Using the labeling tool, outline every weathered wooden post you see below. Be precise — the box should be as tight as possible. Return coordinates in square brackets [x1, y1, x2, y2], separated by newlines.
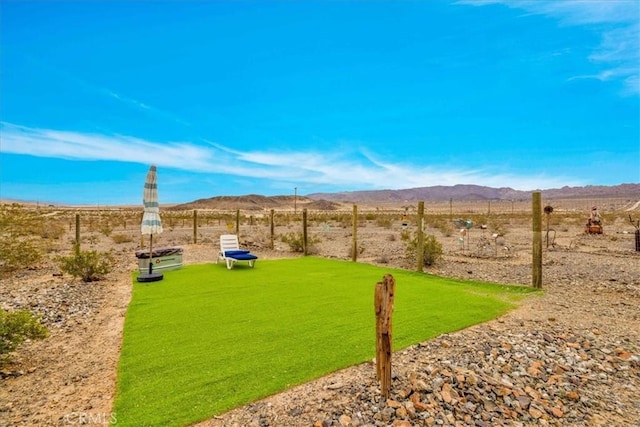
[417, 201, 424, 272]
[74, 213, 81, 254]
[352, 204, 358, 262]
[270, 209, 275, 250]
[629, 215, 640, 251]
[235, 209, 240, 236]
[193, 209, 198, 244]
[375, 274, 395, 398]
[302, 208, 308, 255]
[532, 191, 543, 289]
[544, 205, 554, 248]
[140, 212, 145, 248]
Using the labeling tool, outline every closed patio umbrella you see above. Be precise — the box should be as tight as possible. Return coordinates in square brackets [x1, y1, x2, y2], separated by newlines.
[138, 165, 164, 282]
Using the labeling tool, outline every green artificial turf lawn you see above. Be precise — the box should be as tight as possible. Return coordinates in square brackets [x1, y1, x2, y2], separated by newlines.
[114, 257, 537, 426]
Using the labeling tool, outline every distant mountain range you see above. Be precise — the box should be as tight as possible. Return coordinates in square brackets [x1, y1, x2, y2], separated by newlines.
[171, 194, 341, 211]
[171, 183, 639, 210]
[306, 183, 640, 203]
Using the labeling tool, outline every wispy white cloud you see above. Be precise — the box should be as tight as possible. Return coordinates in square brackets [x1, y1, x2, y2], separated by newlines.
[104, 89, 193, 127]
[0, 122, 581, 191]
[16, 54, 195, 126]
[460, 0, 640, 95]
[1, 122, 214, 171]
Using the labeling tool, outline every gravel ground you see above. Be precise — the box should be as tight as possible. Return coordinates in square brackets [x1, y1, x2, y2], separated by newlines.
[1, 214, 639, 426]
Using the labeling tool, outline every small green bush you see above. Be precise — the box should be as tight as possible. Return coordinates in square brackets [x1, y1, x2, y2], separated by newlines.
[375, 216, 393, 229]
[0, 204, 43, 273]
[430, 217, 454, 237]
[487, 219, 508, 237]
[0, 308, 48, 366]
[58, 249, 115, 282]
[99, 220, 113, 237]
[39, 221, 66, 240]
[112, 233, 134, 244]
[405, 232, 443, 266]
[280, 232, 321, 253]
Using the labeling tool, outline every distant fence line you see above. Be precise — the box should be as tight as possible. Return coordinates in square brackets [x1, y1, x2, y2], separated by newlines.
[21, 195, 638, 256]
[36, 196, 636, 214]
[19, 198, 632, 241]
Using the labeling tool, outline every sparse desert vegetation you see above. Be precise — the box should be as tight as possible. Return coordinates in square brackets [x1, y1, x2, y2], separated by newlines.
[1, 195, 639, 426]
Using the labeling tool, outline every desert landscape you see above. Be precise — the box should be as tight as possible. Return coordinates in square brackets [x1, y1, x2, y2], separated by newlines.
[1, 193, 639, 426]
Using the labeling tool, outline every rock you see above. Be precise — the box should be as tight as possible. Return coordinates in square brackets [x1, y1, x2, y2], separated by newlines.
[529, 407, 544, 419]
[441, 383, 452, 403]
[339, 414, 352, 426]
[550, 407, 563, 418]
[386, 399, 402, 409]
[394, 406, 407, 418]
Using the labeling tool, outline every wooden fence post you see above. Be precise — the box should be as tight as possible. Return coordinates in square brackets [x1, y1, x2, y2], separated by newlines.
[235, 209, 240, 236]
[193, 209, 198, 244]
[270, 209, 275, 250]
[532, 191, 542, 289]
[302, 208, 308, 255]
[74, 213, 81, 254]
[375, 274, 395, 399]
[417, 201, 424, 272]
[352, 204, 358, 262]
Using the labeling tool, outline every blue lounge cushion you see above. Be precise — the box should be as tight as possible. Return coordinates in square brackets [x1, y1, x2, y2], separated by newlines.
[224, 250, 250, 257]
[227, 253, 258, 261]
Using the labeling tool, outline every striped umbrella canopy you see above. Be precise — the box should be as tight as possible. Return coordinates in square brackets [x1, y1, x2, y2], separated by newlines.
[141, 165, 163, 235]
[141, 166, 163, 275]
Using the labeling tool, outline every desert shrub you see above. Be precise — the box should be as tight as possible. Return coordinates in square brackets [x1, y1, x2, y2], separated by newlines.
[58, 249, 115, 282]
[99, 220, 113, 237]
[280, 232, 321, 253]
[0, 204, 43, 273]
[339, 216, 352, 229]
[405, 232, 443, 266]
[487, 220, 508, 237]
[375, 216, 393, 229]
[39, 221, 66, 240]
[85, 234, 99, 245]
[430, 217, 454, 237]
[0, 308, 48, 366]
[112, 233, 134, 244]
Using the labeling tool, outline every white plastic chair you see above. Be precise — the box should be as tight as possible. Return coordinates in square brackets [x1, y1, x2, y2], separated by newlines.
[217, 234, 258, 269]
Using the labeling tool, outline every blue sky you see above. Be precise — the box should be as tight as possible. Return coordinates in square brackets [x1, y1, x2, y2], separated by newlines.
[1, 0, 638, 205]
